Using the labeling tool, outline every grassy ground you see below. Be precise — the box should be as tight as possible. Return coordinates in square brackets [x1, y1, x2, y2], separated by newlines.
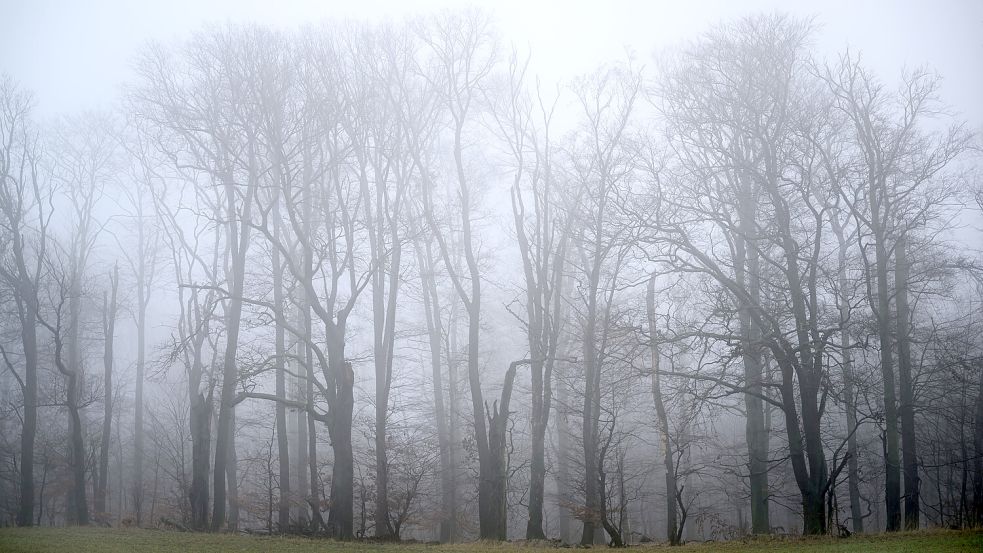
[0, 527, 979, 553]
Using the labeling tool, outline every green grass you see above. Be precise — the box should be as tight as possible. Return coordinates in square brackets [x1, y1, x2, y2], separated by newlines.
[0, 527, 979, 553]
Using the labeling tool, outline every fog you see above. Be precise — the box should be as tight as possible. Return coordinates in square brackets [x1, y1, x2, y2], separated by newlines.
[1, 0, 982, 545]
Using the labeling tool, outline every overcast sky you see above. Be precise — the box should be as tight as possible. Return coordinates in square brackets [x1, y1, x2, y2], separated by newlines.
[1, 0, 981, 125]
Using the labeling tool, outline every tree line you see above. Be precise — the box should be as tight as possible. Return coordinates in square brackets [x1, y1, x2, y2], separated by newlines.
[1, 11, 981, 545]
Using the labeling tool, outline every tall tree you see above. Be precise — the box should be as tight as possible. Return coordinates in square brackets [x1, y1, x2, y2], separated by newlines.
[487, 50, 573, 540]
[95, 264, 119, 518]
[0, 75, 50, 527]
[49, 111, 116, 525]
[822, 58, 969, 530]
[566, 63, 640, 545]
[416, 10, 505, 540]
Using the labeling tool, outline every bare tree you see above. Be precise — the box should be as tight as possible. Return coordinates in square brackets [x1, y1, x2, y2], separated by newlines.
[94, 264, 119, 521]
[415, 10, 507, 540]
[0, 76, 52, 528]
[821, 57, 970, 530]
[565, 62, 641, 545]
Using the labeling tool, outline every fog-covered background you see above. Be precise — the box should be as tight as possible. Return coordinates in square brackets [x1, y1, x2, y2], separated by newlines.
[1, 0, 982, 544]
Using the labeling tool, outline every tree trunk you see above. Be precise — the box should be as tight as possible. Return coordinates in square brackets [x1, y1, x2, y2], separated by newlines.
[895, 234, 919, 529]
[648, 277, 680, 545]
[96, 267, 119, 517]
[66, 369, 90, 525]
[134, 265, 147, 526]
[294, 301, 310, 528]
[735, 184, 770, 535]
[415, 232, 455, 542]
[211, 169, 254, 531]
[974, 355, 983, 525]
[486, 360, 527, 541]
[226, 407, 239, 531]
[555, 363, 574, 543]
[875, 236, 902, 531]
[326, 350, 355, 539]
[833, 217, 864, 534]
[16, 293, 39, 527]
[189, 389, 212, 530]
[272, 210, 290, 532]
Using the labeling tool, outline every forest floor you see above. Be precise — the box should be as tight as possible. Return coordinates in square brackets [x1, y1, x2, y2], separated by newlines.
[0, 527, 979, 553]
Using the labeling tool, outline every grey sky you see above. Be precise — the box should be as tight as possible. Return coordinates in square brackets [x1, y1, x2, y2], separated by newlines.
[2, 0, 981, 125]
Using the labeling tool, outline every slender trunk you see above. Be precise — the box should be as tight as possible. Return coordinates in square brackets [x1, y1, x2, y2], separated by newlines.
[833, 219, 864, 533]
[648, 277, 680, 545]
[301, 292, 322, 532]
[446, 300, 461, 541]
[416, 234, 454, 542]
[294, 301, 310, 527]
[306, 387, 321, 532]
[16, 294, 38, 527]
[134, 265, 147, 526]
[272, 210, 290, 532]
[96, 267, 119, 518]
[212, 167, 254, 531]
[895, 234, 919, 529]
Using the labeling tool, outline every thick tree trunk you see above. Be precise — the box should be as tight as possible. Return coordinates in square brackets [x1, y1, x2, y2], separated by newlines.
[895, 234, 919, 529]
[16, 295, 38, 527]
[527, 398, 547, 540]
[66, 370, 89, 525]
[226, 407, 239, 531]
[555, 365, 574, 543]
[212, 295, 243, 531]
[735, 185, 770, 535]
[875, 237, 902, 531]
[486, 360, 527, 541]
[581, 324, 604, 545]
[189, 389, 212, 530]
[326, 353, 355, 539]
[974, 356, 983, 525]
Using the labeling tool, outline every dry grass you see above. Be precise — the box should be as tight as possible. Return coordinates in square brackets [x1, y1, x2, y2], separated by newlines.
[0, 527, 979, 553]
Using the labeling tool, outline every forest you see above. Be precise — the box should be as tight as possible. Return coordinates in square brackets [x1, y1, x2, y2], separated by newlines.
[1, 9, 982, 548]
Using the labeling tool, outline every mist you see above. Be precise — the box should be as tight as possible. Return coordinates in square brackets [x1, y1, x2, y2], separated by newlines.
[1, 1, 982, 546]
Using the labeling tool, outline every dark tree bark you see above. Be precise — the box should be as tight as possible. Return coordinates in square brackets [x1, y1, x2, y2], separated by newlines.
[95, 266, 119, 517]
[648, 276, 682, 545]
[895, 233, 919, 529]
[732, 179, 771, 535]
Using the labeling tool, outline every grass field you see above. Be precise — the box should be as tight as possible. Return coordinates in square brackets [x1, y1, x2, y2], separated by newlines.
[0, 527, 980, 553]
